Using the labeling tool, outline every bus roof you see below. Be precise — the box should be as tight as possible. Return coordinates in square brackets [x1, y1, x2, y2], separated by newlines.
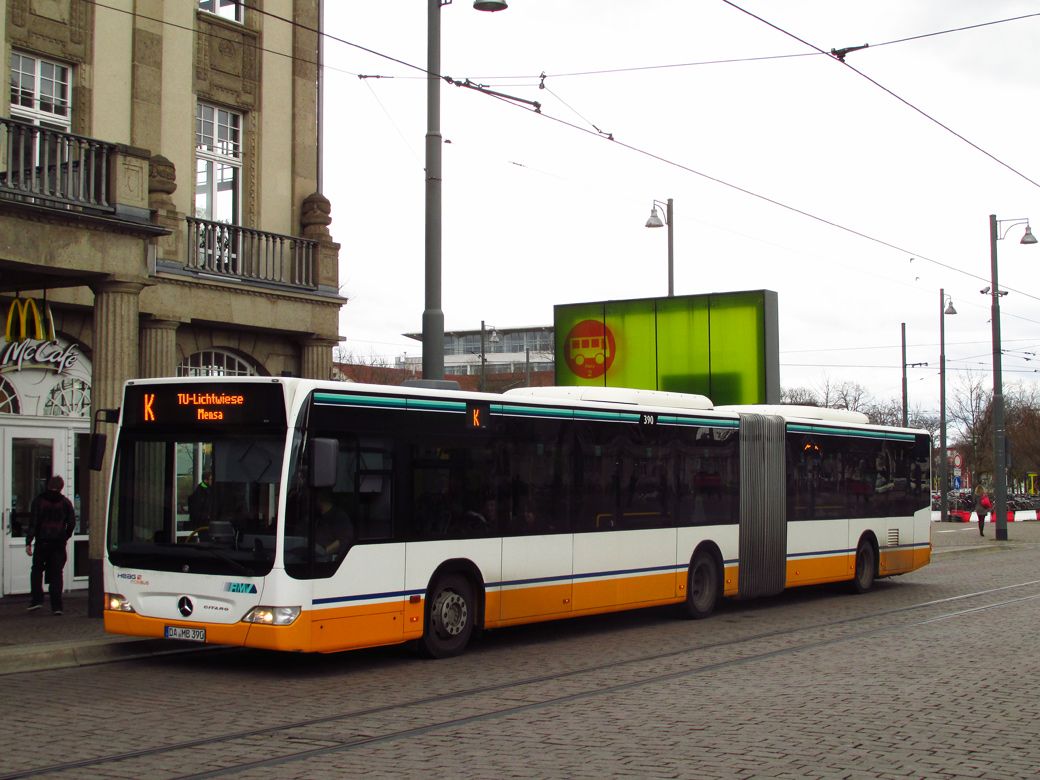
[506, 386, 715, 410]
[716, 404, 870, 425]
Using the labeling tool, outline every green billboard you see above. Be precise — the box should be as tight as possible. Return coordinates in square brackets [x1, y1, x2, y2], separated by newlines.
[554, 290, 779, 406]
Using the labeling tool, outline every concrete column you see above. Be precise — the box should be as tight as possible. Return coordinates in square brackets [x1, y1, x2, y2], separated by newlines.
[301, 338, 336, 381]
[87, 281, 144, 617]
[131, 4, 164, 155]
[140, 319, 180, 378]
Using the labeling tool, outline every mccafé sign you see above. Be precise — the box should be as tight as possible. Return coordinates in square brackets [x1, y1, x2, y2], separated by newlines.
[1, 297, 80, 374]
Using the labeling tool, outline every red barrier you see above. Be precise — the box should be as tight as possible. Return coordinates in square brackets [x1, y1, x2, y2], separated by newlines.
[946, 509, 1033, 522]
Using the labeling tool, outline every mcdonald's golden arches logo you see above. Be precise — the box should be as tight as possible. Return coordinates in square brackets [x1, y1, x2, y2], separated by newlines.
[5, 297, 55, 343]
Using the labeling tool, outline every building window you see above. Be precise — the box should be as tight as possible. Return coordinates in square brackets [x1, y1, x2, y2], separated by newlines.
[0, 377, 20, 414]
[195, 103, 241, 224]
[199, 0, 242, 23]
[10, 51, 71, 130]
[178, 350, 257, 377]
[43, 377, 90, 417]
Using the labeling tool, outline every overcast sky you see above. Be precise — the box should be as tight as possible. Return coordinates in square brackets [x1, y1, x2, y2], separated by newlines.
[320, 0, 1040, 414]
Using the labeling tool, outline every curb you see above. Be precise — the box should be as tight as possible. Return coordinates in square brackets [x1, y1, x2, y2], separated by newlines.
[0, 637, 215, 676]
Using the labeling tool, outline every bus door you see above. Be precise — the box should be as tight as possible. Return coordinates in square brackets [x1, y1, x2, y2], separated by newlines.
[2, 426, 67, 596]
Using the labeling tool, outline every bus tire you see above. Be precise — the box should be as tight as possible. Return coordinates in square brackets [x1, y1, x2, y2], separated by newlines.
[419, 574, 475, 659]
[851, 537, 876, 594]
[683, 549, 720, 620]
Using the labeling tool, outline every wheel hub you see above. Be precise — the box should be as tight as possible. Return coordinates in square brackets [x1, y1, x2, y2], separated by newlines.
[434, 591, 467, 636]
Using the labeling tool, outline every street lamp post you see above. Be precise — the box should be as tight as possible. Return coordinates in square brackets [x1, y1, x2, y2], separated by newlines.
[479, 320, 499, 392]
[645, 198, 674, 297]
[939, 289, 956, 524]
[422, 0, 506, 382]
[986, 214, 1036, 541]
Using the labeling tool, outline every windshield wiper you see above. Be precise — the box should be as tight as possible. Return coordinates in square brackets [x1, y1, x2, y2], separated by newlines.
[187, 543, 254, 576]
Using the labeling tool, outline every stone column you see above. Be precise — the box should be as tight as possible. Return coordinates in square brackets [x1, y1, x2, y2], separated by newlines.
[140, 319, 180, 378]
[301, 338, 337, 381]
[87, 281, 144, 617]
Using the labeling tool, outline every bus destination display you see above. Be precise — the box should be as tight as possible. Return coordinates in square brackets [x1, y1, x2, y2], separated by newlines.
[123, 383, 286, 427]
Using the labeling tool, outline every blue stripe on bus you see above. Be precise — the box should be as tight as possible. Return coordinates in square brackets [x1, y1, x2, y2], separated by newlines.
[314, 393, 467, 414]
[787, 423, 916, 441]
[314, 393, 919, 442]
[312, 560, 741, 606]
[315, 392, 739, 428]
[658, 416, 739, 428]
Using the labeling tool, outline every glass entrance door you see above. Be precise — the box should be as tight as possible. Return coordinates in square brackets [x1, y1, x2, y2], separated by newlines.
[1, 428, 66, 596]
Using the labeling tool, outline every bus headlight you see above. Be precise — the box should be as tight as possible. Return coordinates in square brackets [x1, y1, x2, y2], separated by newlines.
[242, 606, 301, 625]
[105, 593, 135, 613]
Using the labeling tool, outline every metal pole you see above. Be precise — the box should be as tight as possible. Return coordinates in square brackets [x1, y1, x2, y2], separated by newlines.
[666, 198, 674, 297]
[901, 322, 908, 427]
[939, 289, 949, 524]
[480, 320, 487, 392]
[422, 0, 445, 380]
[990, 214, 1008, 540]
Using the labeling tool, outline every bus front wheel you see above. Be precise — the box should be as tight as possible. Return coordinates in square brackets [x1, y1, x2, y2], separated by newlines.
[851, 538, 876, 594]
[419, 574, 475, 658]
[683, 549, 720, 619]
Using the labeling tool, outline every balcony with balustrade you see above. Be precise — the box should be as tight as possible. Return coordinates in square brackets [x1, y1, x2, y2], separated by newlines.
[185, 216, 317, 290]
[0, 117, 122, 216]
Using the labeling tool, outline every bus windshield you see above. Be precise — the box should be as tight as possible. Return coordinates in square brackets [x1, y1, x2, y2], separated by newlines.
[106, 432, 284, 576]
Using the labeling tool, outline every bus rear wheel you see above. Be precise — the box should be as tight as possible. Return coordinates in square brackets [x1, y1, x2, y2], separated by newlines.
[419, 574, 475, 658]
[683, 549, 719, 619]
[851, 538, 876, 594]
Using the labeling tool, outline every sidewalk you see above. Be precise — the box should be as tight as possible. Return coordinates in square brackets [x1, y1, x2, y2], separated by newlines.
[0, 591, 209, 676]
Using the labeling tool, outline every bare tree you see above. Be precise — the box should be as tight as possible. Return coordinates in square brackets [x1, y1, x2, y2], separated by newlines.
[805, 375, 871, 412]
[333, 347, 411, 386]
[947, 371, 991, 489]
[1002, 383, 1040, 490]
[780, 386, 821, 406]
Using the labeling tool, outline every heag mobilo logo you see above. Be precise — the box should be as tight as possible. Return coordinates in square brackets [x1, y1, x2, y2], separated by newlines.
[564, 320, 616, 379]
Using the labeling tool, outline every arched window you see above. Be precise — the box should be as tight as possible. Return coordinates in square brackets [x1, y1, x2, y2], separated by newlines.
[178, 349, 257, 377]
[0, 376, 21, 414]
[43, 377, 90, 417]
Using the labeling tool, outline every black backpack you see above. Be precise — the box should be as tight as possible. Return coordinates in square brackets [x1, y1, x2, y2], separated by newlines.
[35, 496, 69, 542]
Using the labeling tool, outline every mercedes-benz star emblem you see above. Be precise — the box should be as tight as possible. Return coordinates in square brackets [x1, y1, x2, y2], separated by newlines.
[177, 597, 194, 617]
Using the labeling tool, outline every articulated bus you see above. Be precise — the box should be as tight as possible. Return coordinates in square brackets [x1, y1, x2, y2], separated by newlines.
[103, 378, 931, 658]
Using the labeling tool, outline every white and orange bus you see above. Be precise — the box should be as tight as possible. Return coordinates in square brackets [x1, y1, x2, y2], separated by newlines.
[102, 378, 931, 657]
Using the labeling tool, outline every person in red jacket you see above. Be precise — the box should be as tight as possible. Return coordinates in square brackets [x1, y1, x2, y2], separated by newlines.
[25, 475, 76, 615]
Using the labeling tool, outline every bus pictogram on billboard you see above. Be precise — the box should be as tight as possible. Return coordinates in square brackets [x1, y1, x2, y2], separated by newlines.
[564, 320, 616, 379]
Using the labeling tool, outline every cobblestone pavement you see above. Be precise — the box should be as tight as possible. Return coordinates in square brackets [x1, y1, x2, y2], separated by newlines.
[1, 522, 1039, 780]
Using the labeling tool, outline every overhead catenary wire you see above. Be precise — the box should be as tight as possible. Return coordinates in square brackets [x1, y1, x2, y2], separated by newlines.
[90, 0, 1040, 302]
[717, 0, 1040, 190]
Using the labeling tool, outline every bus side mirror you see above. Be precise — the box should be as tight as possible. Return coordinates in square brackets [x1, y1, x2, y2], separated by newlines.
[309, 438, 338, 488]
[89, 408, 120, 471]
[89, 434, 107, 471]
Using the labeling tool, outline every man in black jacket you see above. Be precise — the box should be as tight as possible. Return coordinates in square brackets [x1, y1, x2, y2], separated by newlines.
[25, 475, 77, 614]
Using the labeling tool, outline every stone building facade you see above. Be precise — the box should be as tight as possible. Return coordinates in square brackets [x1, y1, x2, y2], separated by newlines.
[0, 1, 342, 606]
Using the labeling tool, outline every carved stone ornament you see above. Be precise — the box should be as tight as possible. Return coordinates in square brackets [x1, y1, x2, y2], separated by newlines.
[148, 155, 177, 196]
[301, 192, 332, 227]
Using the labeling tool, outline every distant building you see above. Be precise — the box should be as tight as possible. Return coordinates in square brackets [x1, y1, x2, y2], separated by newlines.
[401, 325, 554, 378]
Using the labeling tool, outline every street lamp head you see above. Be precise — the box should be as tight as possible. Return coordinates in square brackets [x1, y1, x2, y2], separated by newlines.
[1021, 224, 1038, 244]
[645, 206, 665, 228]
[944, 300, 957, 315]
[473, 0, 508, 10]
